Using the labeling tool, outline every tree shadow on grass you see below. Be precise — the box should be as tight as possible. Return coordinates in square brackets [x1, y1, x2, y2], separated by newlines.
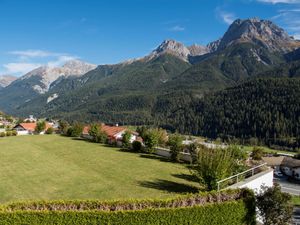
[172, 173, 199, 183]
[71, 137, 86, 141]
[138, 179, 199, 194]
[139, 154, 171, 163]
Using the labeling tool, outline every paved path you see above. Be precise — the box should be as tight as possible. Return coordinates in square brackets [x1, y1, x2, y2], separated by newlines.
[274, 177, 300, 195]
[293, 207, 300, 225]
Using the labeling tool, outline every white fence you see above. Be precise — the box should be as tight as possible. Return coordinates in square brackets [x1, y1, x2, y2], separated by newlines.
[216, 163, 271, 192]
[154, 147, 192, 162]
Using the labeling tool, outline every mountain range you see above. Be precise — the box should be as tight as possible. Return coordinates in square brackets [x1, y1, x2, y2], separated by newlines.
[0, 17, 300, 132]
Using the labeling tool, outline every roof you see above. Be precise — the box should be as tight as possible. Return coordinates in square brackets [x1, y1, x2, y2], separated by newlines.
[262, 156, 285, 167]
[16, 122, 51, 132]
[82, 124, 136, 138]
[281, 157, 300, 168]
[263, 156, 300, 168]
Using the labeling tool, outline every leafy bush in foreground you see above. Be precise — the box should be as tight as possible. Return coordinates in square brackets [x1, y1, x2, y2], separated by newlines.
[0, 189, 255, 225]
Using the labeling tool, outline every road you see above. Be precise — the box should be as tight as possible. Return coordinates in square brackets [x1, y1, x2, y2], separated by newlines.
[274, 176, 300, 195]
[293, 207, 300, 225]
[274, 176, 300, 224]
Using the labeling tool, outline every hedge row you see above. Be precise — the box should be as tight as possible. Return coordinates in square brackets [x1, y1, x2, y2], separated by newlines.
[0, 189, 256, 225]
[0, 199, 255, 225]
[1, 189, 249, 212]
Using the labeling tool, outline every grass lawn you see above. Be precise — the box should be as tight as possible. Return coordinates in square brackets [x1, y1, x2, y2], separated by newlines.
[292, 196, 300, 206]
[0, 135, 197, 203]
[239, 145, 297, 156]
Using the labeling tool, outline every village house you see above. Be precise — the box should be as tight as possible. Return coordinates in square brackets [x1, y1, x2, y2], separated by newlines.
[263, 156, 300, 181]
[13, 122, 52, 135]
[82, 124, 140, 146]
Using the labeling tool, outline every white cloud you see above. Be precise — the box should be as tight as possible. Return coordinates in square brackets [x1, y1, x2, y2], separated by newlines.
[218, 11, 237, 25]
[169, 25, 185, 32]
[9, 50, 55, 58]
[257, 0, 300, 4]
[2, 49, 79, 76]
[3, 63, 42, 74]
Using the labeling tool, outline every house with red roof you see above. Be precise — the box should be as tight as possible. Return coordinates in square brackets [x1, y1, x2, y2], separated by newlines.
[13, 122, 52, 135]
[82, 124, 140, 145]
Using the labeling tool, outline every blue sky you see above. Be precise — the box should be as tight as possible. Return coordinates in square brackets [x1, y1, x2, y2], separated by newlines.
[0, 0, 300, 76]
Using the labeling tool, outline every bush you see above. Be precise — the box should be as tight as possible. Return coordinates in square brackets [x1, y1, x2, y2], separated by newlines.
[122, 131, 132, 149]
[168, 133, 183, 162]
[11, 130, 17, 136]
[251, 147, 264, 160]
[0, 132, 5, 137]
[256, 184, 293, 225]
[5, 131, 12, 137]
[67, 123, 83, 137]
[0, 189, 255, 225]
[144, 129, 159, 153]
[45, 127, 54, 135]
[35, 121, 46, 134]
[132, 141, 142, 152]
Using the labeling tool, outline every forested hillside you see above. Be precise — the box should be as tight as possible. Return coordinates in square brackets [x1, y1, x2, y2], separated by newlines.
[166, 78, 300, 150]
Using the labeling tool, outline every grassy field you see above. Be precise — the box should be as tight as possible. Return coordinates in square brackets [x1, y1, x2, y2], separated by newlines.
[0, 135, 197, 203]
[292, 196, 300, 206]
[239, 145, 297, 156]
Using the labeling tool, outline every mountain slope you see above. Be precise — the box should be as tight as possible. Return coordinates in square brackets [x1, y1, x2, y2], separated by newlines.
[216, 18, 300, 52]
[165, 78, 300, 149]
[14, 53, 192, 122]
[1, 17, 299, 130]
[0, 60, 96, 113]
[0, 75, 17, 89]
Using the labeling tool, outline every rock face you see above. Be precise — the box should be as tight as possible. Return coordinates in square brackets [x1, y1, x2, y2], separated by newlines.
[19, 60, 97, 94]
[149, 39, 208, 62]
[0, 75, 17, 88]
[188, 44, 209, 56]
[215, 18, 300, 52]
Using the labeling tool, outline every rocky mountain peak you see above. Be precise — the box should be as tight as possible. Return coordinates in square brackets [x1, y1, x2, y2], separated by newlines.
[62, 59, 97, 75]
[150, 39, 208, 62]
[152, 39, 190, 60]
[18, 60, 97, 94]
[216, 17, 300, 52]
[188, 44, 209, 56]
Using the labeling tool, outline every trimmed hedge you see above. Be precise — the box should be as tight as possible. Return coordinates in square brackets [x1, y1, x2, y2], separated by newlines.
[0, 189, 246, 212]
[0, 189, 256, 225]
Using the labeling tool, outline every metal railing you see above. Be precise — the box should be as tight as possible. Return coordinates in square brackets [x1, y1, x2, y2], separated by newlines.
[217, 163, 268, 191]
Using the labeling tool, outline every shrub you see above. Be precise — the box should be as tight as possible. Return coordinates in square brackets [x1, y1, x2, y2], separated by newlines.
[122, 131, 132, 149]
[190, 146, 244, 191]
[5, 131, 12, 137]
[0, 189, 255, 225]
[256, 184, 293, 225]
[11, 130, 17, 136]
[66, 127, 74, 137]
[0, 201, 255, 225]
[45, 127, 54, 135]
[35, 121, 46, 134]
[70, 123, 84, 137]
[59, 120, 69, 135]
[132, 140, 142, 152]
[144, 129, 159, 153]
[168, 133, 183, 162]
[251, 147, 264, 160]
[0, 132, 5, 137]
[67, 123, 83, 137]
